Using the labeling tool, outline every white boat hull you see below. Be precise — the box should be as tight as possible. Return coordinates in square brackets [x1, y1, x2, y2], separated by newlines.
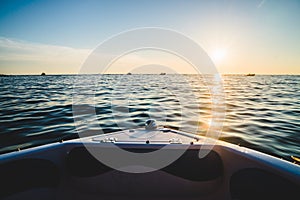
[1, 128, 300, 200]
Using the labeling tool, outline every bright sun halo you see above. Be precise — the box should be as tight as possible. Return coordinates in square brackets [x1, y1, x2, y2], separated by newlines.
[211, 49, 227, 63]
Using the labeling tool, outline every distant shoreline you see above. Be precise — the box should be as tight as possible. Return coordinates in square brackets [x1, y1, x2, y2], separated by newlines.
[1, 73, 299, 76]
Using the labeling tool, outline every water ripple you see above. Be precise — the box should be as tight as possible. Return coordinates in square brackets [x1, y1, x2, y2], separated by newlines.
[0, 74, 299, 163]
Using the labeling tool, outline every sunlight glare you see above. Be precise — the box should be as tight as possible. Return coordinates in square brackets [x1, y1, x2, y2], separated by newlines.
[211, 49, 227, 63]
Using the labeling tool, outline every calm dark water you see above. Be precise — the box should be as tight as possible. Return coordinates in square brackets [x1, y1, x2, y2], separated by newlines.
[0, 74, 299, 162]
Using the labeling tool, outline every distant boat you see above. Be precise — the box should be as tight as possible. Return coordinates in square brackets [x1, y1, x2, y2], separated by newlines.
[160, 72, 166, 75]
[41, 72, 46, 76]
[246, 73, 255, 76]
[127, 72, 132, 75]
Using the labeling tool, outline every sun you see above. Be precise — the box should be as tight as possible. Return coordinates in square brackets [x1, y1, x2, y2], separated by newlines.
[211, 49, 227, 63]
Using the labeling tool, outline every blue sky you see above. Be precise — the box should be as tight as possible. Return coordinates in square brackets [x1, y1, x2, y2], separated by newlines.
[0, 0, 299, 74]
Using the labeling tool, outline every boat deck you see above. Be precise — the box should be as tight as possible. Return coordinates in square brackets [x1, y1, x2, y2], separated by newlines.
[1, 128, 300, 200]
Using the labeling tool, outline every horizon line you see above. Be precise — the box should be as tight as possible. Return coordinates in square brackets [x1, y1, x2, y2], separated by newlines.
[1, 73, 300, 76]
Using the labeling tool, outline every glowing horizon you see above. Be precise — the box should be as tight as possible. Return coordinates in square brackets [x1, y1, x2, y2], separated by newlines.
[0, 0, 299, 75]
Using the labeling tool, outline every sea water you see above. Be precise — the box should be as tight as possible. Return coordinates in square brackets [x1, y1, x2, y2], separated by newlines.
[0, 74, 299, 162]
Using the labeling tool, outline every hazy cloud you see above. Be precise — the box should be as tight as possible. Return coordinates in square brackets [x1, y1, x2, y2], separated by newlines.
[0, 37, 91, 74]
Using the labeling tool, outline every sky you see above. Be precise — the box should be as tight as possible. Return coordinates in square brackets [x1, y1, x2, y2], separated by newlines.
[0, 0, 299, 74]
